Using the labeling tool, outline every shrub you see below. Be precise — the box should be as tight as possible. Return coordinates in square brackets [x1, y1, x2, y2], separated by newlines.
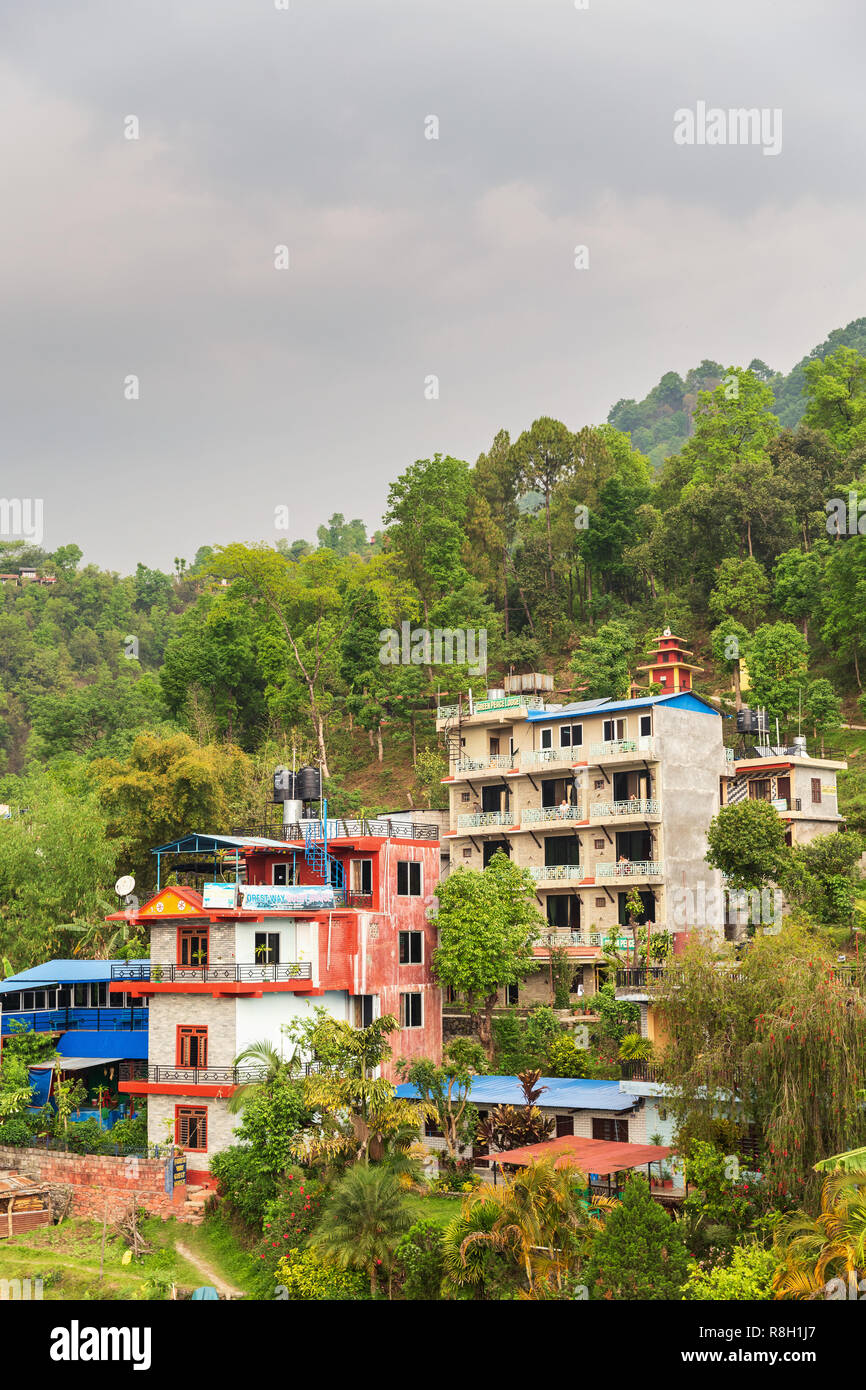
[210, 1144, 280, 1229]
[0, 1113, 39, 1146]
[252, 1169, 326, 1290]
[62, 1118, 114, 1154]
[109, 1113, 148, 1150]
[273, 1248, 370, 1301]
[587, 1175, 690, 1301]
[394, 1219, 446, 1300]
[682, 1243, 778, 1300]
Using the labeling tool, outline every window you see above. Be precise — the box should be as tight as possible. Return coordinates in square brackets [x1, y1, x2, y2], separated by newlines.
[749, 779, 771, 801]
[540, 727, 553, 750]
[603, 718, 626, 742]
[399, 931, 423, 964]
[811, 778, 822, 805]
[593, 779, 604, 790]
[559, 723, 583, 748]
[176, 1106, 207, 1152]
[273, 862, 288, 886]
[462, 847, 472, 859]
[400, 992, 423, 1028]
[639, 714, 652, 737]
[489, 737, 500, 755]
[460, 791, 471, 802]
[350, 859, 373, 895]
[505, 983, 519, 1006]
[555, 1114, 574, 1138]
[397, 860, 422, 896]
[544, 835, 579, 867]
[592, 1117, 628, 1143]
[593, 838, 605, 850]
[595, 896, 606, 908]
[425, 1117, 443, 1138]
[177, 1026, 208, 1069]
[254, 932, 280, 965]
[178, 928, 208, 967]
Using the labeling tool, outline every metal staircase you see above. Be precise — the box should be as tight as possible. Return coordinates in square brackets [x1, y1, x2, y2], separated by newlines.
[303, 801, 344, 889]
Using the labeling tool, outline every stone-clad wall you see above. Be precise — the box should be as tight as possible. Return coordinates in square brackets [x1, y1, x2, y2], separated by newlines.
[146, 1095, 238, 1168]
[147, 994, 237, 1067]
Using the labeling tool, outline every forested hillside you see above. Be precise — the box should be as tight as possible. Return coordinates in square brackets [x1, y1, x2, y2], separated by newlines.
[608, 315, 866, 467]
[2, 322, 866, 966]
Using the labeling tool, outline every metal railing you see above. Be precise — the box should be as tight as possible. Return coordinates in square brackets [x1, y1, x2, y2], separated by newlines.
[528, 864, 584, 882]
[615, 967, 668, 989]
[230, 818, 437, 841]
[620, 1060, 664, 1082]
[456, 811, 516, 829]
[593, 799, 659, 818]
[589, 737, 656, 759]
[596, 860, 662, 878]
[112, 963, 313, 983]
[523, 805, 583, 823]
[125, 1064, 271, 1086]
[454, 754, 515, 773]
[522, 748, 581, 766]
[1, 1007, 149, 1035]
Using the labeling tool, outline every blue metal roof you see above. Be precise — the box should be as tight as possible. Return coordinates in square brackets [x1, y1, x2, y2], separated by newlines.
[395, 1075, 638, 1112]
[0, 960, 150, 995]
[150, 832, 292, 855]
[526, 692, 720, 722]
[56, 1032, 148, 1061]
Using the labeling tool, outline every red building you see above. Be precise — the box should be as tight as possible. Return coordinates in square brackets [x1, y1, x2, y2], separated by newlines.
[110, 820, 442, 1176]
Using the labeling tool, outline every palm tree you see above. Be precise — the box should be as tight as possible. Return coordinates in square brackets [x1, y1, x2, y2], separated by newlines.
[773, 1170, 866, 1298]
[443, 1159, 615, 1299]
[309, 1164, 414, 1297]
[227, 1039, 296, 1114]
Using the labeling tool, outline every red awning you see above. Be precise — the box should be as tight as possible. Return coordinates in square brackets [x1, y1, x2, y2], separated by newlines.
[493, 1135, 672, 1176]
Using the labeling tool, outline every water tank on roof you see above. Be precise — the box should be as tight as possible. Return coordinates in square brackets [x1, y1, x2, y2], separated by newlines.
[273, 767, 297, 803]
[295, 764, 322, 803]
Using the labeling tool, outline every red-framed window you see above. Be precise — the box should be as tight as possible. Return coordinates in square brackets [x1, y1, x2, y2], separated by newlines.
[178, 927, 209, 967]
[177, 1025, 208, 1068]
[175, 1105, 207, 1152]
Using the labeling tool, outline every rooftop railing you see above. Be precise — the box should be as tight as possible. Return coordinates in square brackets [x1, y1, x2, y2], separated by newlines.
[230, 818, 437, 841]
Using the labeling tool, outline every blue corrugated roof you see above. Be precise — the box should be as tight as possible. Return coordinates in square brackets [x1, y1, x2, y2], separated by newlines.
[0, 960, 150, 995]
[395, 1075, 637, 1111]
[56, 1032, 148, 1061]
[526, 692, 719, 722]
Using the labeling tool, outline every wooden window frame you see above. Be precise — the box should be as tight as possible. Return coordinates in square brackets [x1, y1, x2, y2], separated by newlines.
[176, 1025, 208, 1069]
[178, 926, 209, 967]
[175, 1105, 208, 1153]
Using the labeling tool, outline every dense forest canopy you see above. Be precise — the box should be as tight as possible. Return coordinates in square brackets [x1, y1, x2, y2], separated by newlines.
[2, 319, 866, 964]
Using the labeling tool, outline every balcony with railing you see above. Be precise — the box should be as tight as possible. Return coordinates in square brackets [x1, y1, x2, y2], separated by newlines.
[112, 962, 313, 984]
[596, 860, 662, 878]
[528, 864, 585, 883]
[453, 753, 516, 774]
[121, 1063, 269, 1087]
[522, 748, 583, 767]
[1, 1007, 149, 1035]
[230, 818, 437, 842]
[536, 930, 631, 950]
[615, 966, 669, 990]
[523, 805, 584, 823]
[455, 810, 517, 829]
[593, 799, 659, 818]
[588, 736, 657, 761]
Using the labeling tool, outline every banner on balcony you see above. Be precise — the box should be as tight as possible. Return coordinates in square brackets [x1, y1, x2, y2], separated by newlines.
[239, 884, 336, 911]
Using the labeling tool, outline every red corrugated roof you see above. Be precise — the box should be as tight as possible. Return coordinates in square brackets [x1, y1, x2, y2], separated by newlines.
[493, 1135, 672, 1176]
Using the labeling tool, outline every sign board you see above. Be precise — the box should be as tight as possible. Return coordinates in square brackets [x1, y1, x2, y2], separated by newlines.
[239, 884, 336, 912]
[165, 1153, 187, 1194]
[202, 882, 238, 910]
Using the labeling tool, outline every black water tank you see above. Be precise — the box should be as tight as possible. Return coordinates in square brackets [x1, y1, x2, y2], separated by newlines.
[296, 764, 322, 803]
[736, 708, 759, 735]
[273, 767, 297, 802]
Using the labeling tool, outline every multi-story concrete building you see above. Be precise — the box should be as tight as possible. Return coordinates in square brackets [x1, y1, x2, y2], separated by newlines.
[112, 818, 442, 1177]
[437, 682, 849, 993]
[437, 687, 727, 1001]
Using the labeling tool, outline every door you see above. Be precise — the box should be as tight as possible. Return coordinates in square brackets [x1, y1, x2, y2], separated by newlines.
[555, 1114, 574, 1138]
[481, 784, 503, 813]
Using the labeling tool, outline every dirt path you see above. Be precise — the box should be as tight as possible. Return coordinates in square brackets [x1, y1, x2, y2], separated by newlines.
[174, 1241, 247, 1299]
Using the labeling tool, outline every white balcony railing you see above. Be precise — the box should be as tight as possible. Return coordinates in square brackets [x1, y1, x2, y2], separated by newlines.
[593, 799, 659, 818]
[454, 754, 515, 773]
[522, 747, 582, 766]
[523, 805, 584, 823]
[596, 860, 662, 878]
[529, 864, 584, 882]
[589, 736, 656, 759]
[537, 930, 632, 950]
[455, 811, 515, 829]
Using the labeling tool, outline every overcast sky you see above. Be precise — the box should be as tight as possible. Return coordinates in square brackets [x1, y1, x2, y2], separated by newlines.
[1, 0, 864, 572]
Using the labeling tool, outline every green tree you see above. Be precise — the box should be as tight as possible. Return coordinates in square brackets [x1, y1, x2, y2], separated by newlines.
[309, 1163, 414, 1297]
[570, 620, 635, 701]
[510, 417, 574, 593]
[746, 622, 810, 730]
[432, 852, 542, 1060]
[803, 679, 842, 755]
[586, 1174, 689, 1300]
[708, 557, 770, 631]
[710, 620, 750, 711]
[705, 800, 790, 892]
[803, 346, 866, 453]
[384, 455, 473, 624]
[397, 1039, 486, 1163]
[772, 547, 827, 640]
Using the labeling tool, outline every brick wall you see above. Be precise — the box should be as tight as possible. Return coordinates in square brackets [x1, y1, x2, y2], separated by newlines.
[0, 1147, 196, 1222]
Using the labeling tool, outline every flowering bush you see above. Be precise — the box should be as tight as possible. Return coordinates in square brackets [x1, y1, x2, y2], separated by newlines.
[273, 1248, 370, 1301]
[252, 1168, 326, 1291]
[682, 1243, 778, 1300]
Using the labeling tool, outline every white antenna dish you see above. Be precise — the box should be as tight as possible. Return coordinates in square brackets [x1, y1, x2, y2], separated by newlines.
[115, 874, 136, 897]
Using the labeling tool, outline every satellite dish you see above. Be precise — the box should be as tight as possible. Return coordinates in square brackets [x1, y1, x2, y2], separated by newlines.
[115, 874, 136, 897]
